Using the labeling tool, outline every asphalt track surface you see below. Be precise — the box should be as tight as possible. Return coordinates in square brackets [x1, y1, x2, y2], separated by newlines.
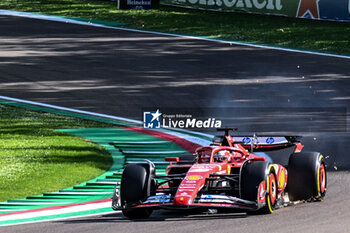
[1, 15, 350, 232]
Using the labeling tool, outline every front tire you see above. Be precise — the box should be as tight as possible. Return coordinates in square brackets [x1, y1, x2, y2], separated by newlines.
[287, 152, 327, 201]
[241, 161, 277, 214]
[120, 164, 153, 219]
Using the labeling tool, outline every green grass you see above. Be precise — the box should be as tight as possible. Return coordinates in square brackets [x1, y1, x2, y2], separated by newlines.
[0, 0, 349, 55]
[0, 104, 113, 201]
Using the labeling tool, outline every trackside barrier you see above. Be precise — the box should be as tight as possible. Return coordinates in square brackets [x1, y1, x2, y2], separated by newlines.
[161, 0, 350, 22]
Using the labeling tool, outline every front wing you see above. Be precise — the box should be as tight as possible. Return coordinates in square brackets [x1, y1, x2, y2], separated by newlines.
[113, 194, 262, 211]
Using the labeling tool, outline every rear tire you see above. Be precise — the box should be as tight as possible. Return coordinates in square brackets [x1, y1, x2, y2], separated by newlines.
[241, 161, 276, 214]
[120, 164, 153, 219]
[287, 152, 326, 201]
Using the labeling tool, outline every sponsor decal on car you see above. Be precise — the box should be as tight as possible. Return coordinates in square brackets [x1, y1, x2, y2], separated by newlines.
[185, 180, 197, 184]
[186, 175, 202, 180]
[242, 137, 251, 144]
[266, 137, 275, 144]
[179, 192, 192, 198]
[279, 169, 286, 189]
[190, 168, 211, 172]
[144, 194, 171, 204]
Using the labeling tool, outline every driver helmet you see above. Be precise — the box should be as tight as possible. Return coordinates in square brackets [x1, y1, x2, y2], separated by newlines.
[215, 150, 231, 162]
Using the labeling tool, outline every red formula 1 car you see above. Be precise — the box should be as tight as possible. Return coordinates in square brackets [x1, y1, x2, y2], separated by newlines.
[112, 128, 326, 219]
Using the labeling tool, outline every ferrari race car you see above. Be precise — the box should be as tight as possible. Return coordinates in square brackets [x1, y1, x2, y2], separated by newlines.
[112, 128, 327, 219]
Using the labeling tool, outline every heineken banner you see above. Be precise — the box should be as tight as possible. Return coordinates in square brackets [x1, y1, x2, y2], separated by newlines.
[161, 0, 350, 22]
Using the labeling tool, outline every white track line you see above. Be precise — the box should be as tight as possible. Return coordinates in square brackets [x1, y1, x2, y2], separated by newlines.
[0, 211, 118, 227]
[3, 201, 67, 205]
[111, 141, 170, 144]
[0, 95, 141, 124]
[0, 9, 349, 60]
[52, 192, 113, 195]
[0, 200, 112, 222]
[122, 150, 186, 154]
[89, 181, 119, 184]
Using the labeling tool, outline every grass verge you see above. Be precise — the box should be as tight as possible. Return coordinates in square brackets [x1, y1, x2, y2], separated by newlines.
[0, 104, 113, 201]
[0, 0, 349, 55]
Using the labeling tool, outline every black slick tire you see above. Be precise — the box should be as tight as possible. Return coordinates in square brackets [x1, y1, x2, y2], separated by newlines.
[120, 164, 153, 219]
[287, 152, 326, 201]
[241, 161, 277, 214]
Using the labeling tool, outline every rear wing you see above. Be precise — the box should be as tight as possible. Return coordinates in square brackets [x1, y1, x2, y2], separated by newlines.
[212, 134, 302, 152]
[234, 136, 302, 145]
[234, 135, 302, 152]
[213, 129, 302, 152]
